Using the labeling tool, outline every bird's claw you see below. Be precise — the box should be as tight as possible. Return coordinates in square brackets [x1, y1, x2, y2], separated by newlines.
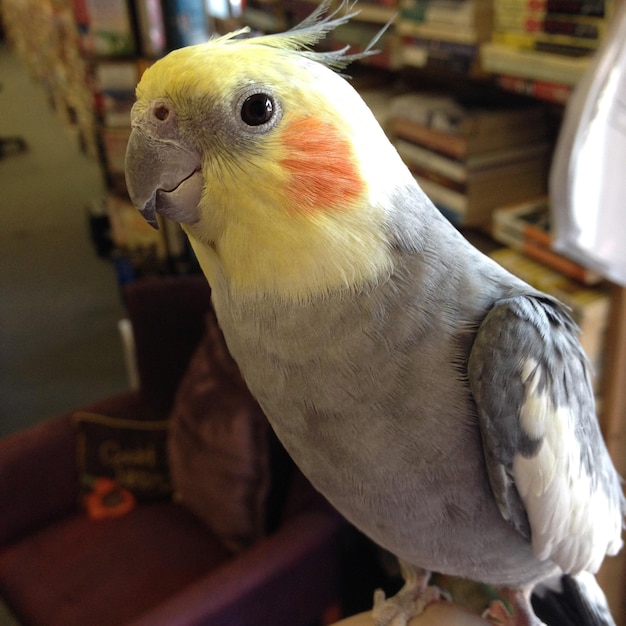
[372, 563, 446, 626]
[372, 587, 442, 626]
[483, 599, 514, 625]
[482, 593, 545, 626]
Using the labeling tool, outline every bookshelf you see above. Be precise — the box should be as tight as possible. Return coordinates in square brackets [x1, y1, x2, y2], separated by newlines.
[2, 0, 625, 622]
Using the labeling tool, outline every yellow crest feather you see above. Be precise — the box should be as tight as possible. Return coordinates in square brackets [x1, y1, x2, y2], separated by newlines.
[210, 0, 391, 71]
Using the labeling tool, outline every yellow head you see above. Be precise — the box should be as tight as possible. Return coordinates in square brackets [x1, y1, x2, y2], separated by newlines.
[126, 4, 415, 301]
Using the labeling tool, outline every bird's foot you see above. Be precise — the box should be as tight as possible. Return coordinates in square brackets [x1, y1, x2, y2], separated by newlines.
[483, 588, 545, 626]
[372, 562, 447, 626]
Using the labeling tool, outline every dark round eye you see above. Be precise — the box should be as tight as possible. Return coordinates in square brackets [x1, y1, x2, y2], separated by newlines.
[241, 93, 274, 126]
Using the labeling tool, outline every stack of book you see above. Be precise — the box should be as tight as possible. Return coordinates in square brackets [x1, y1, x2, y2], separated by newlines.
[491, 196, 603, 285]
[397, 0, 493, 75]
[390, 92, 552, 226]
[481, 0, 613, 102]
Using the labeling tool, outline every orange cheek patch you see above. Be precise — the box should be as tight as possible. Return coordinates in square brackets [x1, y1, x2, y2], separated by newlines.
[279, 116, 365, 213]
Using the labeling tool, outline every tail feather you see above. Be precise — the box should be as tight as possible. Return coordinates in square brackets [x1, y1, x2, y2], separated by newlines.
[532, 573, 615, 626]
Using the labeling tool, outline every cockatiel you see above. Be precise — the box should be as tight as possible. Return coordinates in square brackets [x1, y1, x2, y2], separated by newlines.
[125, 4, 626, 625]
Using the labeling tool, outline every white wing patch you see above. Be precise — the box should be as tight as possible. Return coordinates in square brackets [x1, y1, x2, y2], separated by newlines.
[514, 358, 623, 574]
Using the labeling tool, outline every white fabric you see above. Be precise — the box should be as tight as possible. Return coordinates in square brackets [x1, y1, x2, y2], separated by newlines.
[550, 2, 626, 286]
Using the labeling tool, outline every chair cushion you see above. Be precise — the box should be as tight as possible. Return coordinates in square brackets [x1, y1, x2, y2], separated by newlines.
[168, 310, 272, 553]
[0, 503, 232, 626]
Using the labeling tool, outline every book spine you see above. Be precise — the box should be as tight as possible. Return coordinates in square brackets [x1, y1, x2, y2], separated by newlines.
[495, 13, 548, 33]
[407, 162, 467, 194]
[521, 218, 552, 247]
[480, 42, 590, 86]
[543, 14, 606, 40]
[402, 38, 479, 74]
[533, 40, 596, 55]
[492, 29, 600, 50]
[423, 4, 477, 28]
[496, 74, 572, 103]
[492, 197, 551, 242]
[546, 0, 608, 16]
[493, 218, 601, 284]
[395, 139, 467, 182]
[397, 19, 480, 44]
[495, 0, 548, 9]
[495, 0, 607, 16]
[521, 240, 602, 284]
[401, 36, 477, 58]
[392, 117, 467, 158]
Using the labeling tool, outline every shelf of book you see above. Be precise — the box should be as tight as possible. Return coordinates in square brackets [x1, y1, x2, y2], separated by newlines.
[481, 0, 615, 102]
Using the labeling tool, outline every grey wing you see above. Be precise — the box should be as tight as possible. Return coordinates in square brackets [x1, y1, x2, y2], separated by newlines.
[468, 294, 624, 574]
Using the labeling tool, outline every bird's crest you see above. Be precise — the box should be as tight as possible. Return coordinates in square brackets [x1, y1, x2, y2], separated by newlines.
[211, 0, 392, 71]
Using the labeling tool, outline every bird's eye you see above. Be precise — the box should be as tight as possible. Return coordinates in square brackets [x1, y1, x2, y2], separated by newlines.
[241, 93, 275, 126]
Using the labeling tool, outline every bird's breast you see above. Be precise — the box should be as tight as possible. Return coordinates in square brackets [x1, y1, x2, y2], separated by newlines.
[214, 265, 550, 585]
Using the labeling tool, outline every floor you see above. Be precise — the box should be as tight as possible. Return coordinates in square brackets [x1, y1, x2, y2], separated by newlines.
[0, 44, 129, 438]
[1, 45, 129, 625]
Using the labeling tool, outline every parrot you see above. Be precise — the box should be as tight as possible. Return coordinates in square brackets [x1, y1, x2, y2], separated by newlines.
[124, 3, 626, 624]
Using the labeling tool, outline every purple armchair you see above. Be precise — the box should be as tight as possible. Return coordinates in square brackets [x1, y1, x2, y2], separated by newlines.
[0, 277, 345, 626]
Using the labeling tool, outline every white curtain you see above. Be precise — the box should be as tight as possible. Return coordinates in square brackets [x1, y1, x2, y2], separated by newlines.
[550, 2, 626, 286]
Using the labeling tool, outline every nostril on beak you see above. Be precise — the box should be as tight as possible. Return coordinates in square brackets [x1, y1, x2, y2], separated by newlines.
[154, 104, 170, 121]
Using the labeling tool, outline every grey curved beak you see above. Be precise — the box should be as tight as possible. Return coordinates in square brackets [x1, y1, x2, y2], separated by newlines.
[124, 128, 203, 229]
